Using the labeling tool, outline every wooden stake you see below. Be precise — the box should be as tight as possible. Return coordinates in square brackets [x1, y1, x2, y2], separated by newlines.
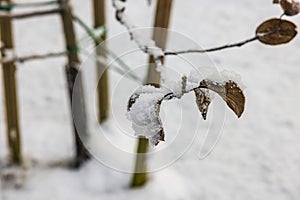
[59, 0, 90, 168]
[93, 0, 109, 123]
[146, 0, 173, 85]
[0, 0, 22, 165]
[131, 0, 173, 187]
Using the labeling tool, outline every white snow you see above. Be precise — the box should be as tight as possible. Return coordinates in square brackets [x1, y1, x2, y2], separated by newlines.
[127, 92, 164, 138]
[1, 0, 300, 200]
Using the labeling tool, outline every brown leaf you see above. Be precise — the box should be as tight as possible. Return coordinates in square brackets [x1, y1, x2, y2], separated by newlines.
[256, 18, 297, 45]
[200, 80, 245, 118]
[194, 88, 212, 120]
[223, 81, 246, 118]
[280, 0, 300, 16]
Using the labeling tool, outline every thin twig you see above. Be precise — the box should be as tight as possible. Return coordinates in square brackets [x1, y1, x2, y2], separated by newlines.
[164, 35, 259, 56]
[164, 23, 283, 56]
[0, 7, 62, 19]
[0, 51, 67, 64]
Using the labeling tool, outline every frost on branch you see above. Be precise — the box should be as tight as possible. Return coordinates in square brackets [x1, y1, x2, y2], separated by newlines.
[127, 73, 246, 146]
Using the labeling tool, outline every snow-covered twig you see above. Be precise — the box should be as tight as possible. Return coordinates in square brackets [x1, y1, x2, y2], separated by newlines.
[127, 72, 246, 146]
[112, 0, 164, 65]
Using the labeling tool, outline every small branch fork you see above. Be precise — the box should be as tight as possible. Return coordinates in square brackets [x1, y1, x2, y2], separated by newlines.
[160, 80, 215, 103]
[165, 15, 284, 56]
[112, 0, 284, 58]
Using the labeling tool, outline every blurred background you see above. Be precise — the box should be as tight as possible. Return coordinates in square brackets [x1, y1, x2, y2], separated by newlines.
[1, 0, 300, 199]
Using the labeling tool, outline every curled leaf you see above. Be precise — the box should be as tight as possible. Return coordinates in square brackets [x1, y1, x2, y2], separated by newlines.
[256, 18, 297, 45]
[149, 101, 165, 146]
[194, 88, 212, 120]
[200, 80, 245, 118]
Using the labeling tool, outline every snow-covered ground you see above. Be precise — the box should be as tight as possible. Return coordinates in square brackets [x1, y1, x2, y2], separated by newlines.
[1, 0, 300, 199]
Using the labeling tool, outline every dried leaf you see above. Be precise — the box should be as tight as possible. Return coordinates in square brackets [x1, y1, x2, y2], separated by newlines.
[200, 80, 245, 118]
[256, 18, 297, 45]
[223, 81, 245, 118]
[194, 88, 212, 120]
[149, 101, 165, 146]
[280, 0, 300, 16]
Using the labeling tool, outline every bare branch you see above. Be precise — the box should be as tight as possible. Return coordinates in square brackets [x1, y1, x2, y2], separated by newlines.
[164, 35, 259, 56]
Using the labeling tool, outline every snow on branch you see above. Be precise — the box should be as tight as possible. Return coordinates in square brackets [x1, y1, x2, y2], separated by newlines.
[112, 0, 164, 61]
[127, 71, 246, 146]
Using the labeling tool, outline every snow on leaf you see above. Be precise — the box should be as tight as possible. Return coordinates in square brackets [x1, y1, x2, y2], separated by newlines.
[256, 18, 297, 45]
[194, 88, 212, 120]
[127, 87, 166, 146]
[127, 77, 245, 147]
